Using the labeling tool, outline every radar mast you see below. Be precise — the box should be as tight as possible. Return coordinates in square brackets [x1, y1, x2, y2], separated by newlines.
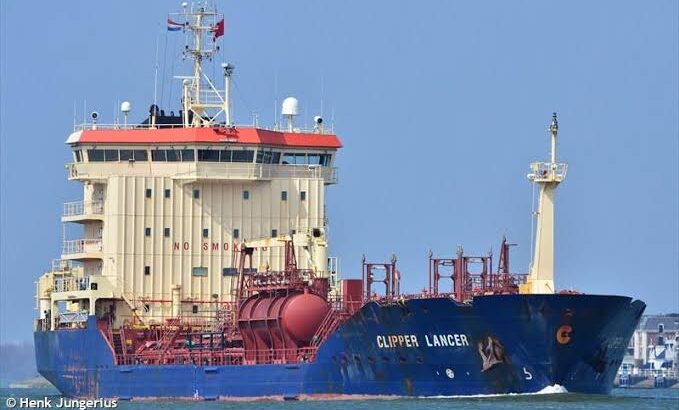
[170, 2, 231, 127]
[521, 113, 568, 294]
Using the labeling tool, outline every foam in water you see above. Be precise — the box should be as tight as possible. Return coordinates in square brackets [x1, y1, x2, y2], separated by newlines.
[535, 384, 569, 395]
[423, 384, 569, 399]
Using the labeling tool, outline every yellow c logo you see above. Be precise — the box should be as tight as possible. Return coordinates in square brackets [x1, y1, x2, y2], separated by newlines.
[556, 325, 572, 345]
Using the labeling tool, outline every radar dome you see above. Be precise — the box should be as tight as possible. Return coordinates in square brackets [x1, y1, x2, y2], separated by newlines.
[281, 97, 299, 116]
[120, 101, 131, 113]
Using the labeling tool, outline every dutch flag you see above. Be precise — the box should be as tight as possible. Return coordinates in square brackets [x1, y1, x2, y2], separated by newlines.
[167, 18, 183, 31]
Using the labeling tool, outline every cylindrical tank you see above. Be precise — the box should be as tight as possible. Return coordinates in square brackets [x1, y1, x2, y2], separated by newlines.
[280, 292, 329, 344]
[238, 291, 329, 350]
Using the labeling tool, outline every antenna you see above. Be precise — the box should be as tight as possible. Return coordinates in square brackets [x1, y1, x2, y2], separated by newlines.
[320, 74, 324, 118]
[273, 70, 279, 130]
[121, 101, 131, 128]
[221, 62, 235, 126]
[281, 97, 299, 132]
[170, 3, 226, 127]
[331, 106, 335, 133]
[153, 25, 160, 107]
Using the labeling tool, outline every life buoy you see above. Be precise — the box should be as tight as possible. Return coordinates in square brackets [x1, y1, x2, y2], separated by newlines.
[556, 325, 573, 344]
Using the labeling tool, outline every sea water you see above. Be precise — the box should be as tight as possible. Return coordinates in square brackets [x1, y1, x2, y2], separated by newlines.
[1, 387, 677, 410]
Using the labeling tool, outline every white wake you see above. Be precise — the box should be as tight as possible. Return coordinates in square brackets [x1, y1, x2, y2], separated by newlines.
[424, 384, 569, 399]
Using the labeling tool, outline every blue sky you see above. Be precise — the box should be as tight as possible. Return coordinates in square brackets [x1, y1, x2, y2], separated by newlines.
[0, 0, 677, 343]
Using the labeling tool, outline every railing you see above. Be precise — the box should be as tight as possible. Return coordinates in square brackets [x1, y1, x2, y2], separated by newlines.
[62, 238, 102, 255]
[114, 347, 317, 367]
[528, 162, 568, 183]
[63, 200, 104, 217]
[35, 318, 50, 332]
[68, 161, 338, 184]
[58, 310, 89, 323]
[620, 368, 678, 378]
[168, 163, 337, 183]
[73, 122, 336, 135]
[54, 276, 90, 292]
[50, 259, 82, 272]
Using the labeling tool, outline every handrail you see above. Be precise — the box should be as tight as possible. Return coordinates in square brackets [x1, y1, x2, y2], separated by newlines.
[67, 162, 338, 184]
[73, 122, 336, 135]
[63, 200, 104, 217]
[50, 259, 82, 272]
[115, 347, 317, 366]
[528, 161, 568, 182]
[619, 368, 679, 378]
[54, 276, 90, 292]
[62, 238, 102, 255]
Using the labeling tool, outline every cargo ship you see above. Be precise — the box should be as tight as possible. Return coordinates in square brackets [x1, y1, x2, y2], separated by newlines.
[34, 3, 645, 400]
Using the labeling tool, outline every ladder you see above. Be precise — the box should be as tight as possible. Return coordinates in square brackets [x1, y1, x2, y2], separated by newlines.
[310, 310, 347, 348]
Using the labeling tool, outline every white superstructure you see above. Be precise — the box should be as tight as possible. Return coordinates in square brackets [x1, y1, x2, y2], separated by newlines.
[35, 4, 342, 331]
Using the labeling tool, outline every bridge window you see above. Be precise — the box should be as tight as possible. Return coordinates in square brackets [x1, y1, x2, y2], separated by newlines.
[283, 153, 307, 165]
[192, 267, 208, 277]
[281, 191, 287, 201]
[243, 190, 250, 200]
[193, 189, 200, 199]
[307, 154, 321, 165]
[231, 149, 254, 163]
[144, 266, 151, 276]
[145, 227, 151, 237]
[145, 188, 152, 198]
[164, 189, 171, 198]
[74, 150, 82, 162]
[120, 150, 148, 161]
[272, 229, 278, 237]
[658, 323, 664, 333]
[181, 149, 194, 161]
[300, 191, 306, 201]
[202, 228, 209, 238]
[87, 149, 105, 162]
[272, 152, 281, 164]
[200, 149, 255, 163]
[165, 150, 180, 162]
[198, 149, 220, 162]
[135, 150, 148, 161]
[120, 150, 133, 161]
[152, 149, 184, 162]
[219, 150, 231, 162]
[282, 152, 330, 166]
[164, 228, 171, 237]
[256, 149, 268, 163]
[256, 149, 280, 164]
[103, 150, 119, 161]
[233, 229, 239, 239]
[152, 150, 166, 161]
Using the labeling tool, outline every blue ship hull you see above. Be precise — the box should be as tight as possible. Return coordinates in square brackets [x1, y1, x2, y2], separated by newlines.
[34, 294, 645, 399]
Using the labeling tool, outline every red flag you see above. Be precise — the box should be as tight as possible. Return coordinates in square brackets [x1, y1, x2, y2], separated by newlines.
[212, 18, 225, 41]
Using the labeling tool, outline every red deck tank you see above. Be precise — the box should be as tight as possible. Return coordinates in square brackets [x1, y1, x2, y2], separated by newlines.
[238, 290, 329, 362]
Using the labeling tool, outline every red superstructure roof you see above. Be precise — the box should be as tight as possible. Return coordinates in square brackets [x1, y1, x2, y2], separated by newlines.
[71, 127, 342, 149]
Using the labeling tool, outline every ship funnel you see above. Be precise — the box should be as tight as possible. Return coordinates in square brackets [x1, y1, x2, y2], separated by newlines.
[282, 97, 299, 131]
